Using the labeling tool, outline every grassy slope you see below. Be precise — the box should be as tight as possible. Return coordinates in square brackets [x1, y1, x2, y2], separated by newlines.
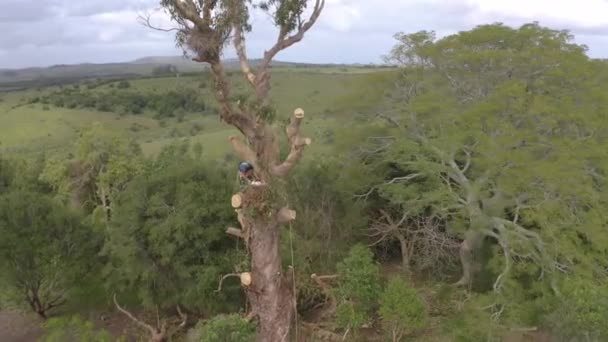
[0, 67, 396, 160]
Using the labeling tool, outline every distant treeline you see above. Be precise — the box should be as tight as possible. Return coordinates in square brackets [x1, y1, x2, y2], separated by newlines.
[28, 83, 208, 119]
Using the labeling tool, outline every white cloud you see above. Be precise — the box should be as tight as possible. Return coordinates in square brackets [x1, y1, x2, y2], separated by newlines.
[1, 0, 608, 69]
[463, 0, 608, 28]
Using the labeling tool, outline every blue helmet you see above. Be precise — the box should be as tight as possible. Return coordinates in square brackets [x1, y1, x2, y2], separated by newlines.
[239, 162, 254, 173]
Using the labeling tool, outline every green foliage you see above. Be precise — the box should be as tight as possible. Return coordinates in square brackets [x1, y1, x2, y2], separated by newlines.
[36, 87, 206, 118]
[41, 315, 112, 342]
[546, 277, 608, 341]
[335, 244, 381, 330]
[40, 123, 144, 217]
[102, 143, 241, 313]
[286, 159, 369, 272]
[187, 314, 256, 342]
[379, 277, 427, 340]
[116, 80, 131, 89]
[443, 304, 503, 342]
[0, 191, 102, 316]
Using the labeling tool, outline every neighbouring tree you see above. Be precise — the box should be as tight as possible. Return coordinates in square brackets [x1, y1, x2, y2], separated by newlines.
[349, 23, 608, 298]
[40, 123, 144, 223]
[152, 1, 326, 340]
[102, 144, 240, 316]
[0, 191, 102, 319]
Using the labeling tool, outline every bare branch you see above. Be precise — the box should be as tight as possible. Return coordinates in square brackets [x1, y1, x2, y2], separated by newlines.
[216, 273, 242, 292]
[277, 207, 297, 224]
[311, 274, 339, 282]
[461, 148, 472, 173]
[138, 12, 181, 32]
[355, 173, 423, 199]
[113, 293, 157, 336]
[226, 227, 245, 239]
[173, 305, 188, 332]
[209, 62, 257, 139]
[232, 10, 256, 85]
[375, 112, 401, 127]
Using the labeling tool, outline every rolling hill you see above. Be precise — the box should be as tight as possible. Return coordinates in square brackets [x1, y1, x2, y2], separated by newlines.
[0, 56, 382, 91]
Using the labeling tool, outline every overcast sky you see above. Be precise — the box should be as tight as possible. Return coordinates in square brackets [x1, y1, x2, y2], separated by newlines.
[1, 0, 608, 69]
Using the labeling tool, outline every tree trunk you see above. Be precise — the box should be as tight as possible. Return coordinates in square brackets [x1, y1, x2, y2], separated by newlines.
[455, 239, 474, 287]
[455, 231, 483, 287]
[246, 218, 294, 342]
[397, 235, 411, 273]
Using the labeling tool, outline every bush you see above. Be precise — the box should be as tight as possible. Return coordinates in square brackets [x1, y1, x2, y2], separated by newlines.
[187, 314, 256, 342]
[41, 315, 112, 342]
[116, 80, 131, 89]
[190, 123, 204, 136]
[335, 244, 381, 331]
[175, 108, 187, 122]
[379, 277, 427, 341]
[545, 277, 608, 341]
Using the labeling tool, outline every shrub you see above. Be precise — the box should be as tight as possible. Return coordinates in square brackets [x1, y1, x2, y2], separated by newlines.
[545, 277, 608, 341]
[41, 315, 112, 342]
[175, 108, 187, 122]
[190, 123, 204, 136]
[335, 244, 381, 332]
[187, 314, 256, 342]
[116, 80, 131, 89]
[379, 277, 427, 341]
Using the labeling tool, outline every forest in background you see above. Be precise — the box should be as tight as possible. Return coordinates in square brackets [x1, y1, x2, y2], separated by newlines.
[0, 14, 607, 342]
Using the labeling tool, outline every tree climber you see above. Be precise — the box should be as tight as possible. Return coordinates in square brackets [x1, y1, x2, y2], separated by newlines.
[238, 161, 263, 187]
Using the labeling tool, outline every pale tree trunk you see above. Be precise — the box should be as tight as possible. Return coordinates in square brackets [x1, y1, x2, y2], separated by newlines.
[159, 2, 325, 340]
[397, 234, 411, 273]
[248, 220, 294, 341]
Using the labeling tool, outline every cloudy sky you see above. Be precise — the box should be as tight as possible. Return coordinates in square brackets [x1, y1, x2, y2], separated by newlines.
[1, 0, 608, 69]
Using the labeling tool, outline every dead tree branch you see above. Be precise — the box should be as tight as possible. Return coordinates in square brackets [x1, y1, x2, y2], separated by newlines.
[226, 227, 245, 239]
[138, 11, 181, 32]
[277, 207, 297, 224]
[113, 294, 166, 341]
[216, 273, 242, 292]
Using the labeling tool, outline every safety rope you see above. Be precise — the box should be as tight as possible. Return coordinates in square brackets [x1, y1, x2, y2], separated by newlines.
[289, 221, 299, 341]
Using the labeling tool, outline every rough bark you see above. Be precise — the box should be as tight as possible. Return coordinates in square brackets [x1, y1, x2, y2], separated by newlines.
[161, 2, 323, 340]
[246, 218, 295, 342]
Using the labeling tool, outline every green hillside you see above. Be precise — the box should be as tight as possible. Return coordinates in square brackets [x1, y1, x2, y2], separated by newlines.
[0, 67, 394, 160]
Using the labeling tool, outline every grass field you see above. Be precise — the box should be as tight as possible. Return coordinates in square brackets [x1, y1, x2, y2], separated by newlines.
[0, 67, 396, 159]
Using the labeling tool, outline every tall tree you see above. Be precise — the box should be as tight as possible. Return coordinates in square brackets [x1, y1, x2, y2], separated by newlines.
[102, 147, 240, 315]
[352, 23, 608, 296]
[153, 1, 325, 340]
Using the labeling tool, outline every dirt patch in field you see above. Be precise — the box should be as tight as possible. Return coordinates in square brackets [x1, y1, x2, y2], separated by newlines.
[0, 310, 44, 342]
